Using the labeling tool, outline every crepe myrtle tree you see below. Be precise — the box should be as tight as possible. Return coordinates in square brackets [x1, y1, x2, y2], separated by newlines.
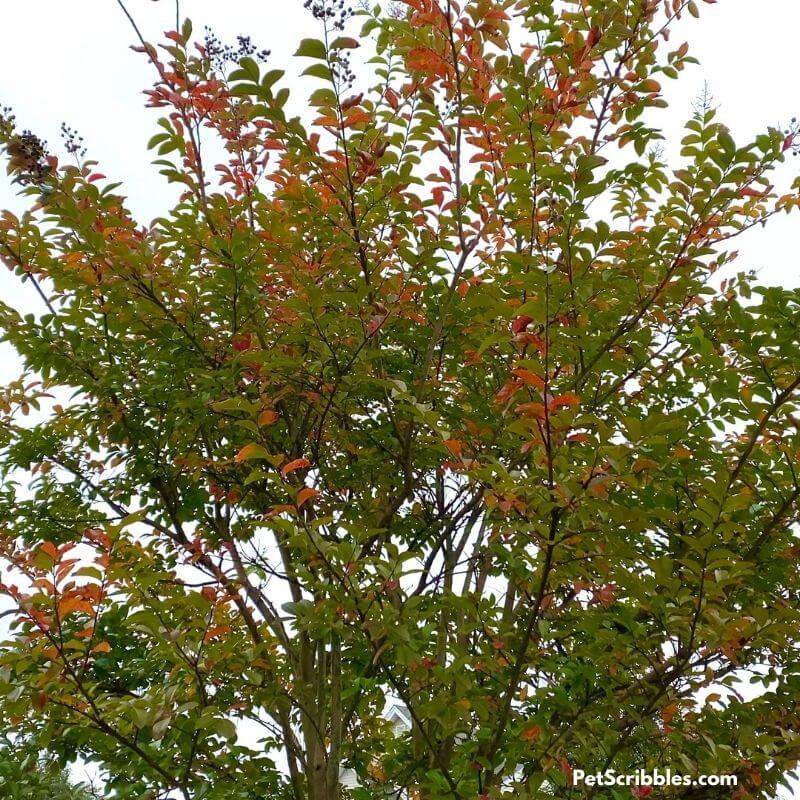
[1, 0, 800, 798]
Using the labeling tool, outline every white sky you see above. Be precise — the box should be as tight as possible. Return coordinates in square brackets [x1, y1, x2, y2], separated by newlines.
[0, 0, 799, 794]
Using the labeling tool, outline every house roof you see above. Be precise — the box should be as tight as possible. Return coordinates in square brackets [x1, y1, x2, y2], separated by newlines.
[384, 702, 412, 729]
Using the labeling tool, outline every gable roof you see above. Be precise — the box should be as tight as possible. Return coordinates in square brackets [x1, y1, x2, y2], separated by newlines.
[384, 702, 412, 730]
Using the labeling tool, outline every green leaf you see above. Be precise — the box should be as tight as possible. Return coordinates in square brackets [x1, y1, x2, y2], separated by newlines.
[295, 38, 327, 60]
[329, 37, 360, 50]
[239, 56, 261, 82]
[309, 88, 337, 107]
[261, 69, 285, 91]
[302, 63, 332, 80]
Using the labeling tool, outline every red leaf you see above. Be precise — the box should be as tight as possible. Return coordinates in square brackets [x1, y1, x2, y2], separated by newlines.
[367, 315, 386, 336]
[201, 586, 217, 602]
[511, 315, 534, 334]
[593, 583, 617, 607]
[282, 458, 311, 477]
[87, 173, 106, 183]
[232, 333, 253, 352]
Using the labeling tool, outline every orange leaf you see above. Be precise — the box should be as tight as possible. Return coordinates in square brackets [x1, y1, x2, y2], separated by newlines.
[443, 439, 463, 457]
[516, 402, 545, 419]
[282, 457, 311, 477]
[235, 443, 269, 463]
[407, 47, 452, 79]
[92, 641, 112, 654]
[567, 433, 590, 444]
[512, 368, 545, 391]
[660, 703, 678, 724]
[344, 109, 372, 127]
[633, 458, 659, 473]
[57, 597, 86, 617]
[258, 410, 279, 426]
[313, 115, 340, 127]
[587, 476, 610, 498]
[266, 504, 296, 518]
[639, 78, 661, 93]
[40, 541, 59, 562]
[549, 393, 580, 411]
[521, 724, 541, 743]
[204, 625, 231, 642]
[296, 487, 320, 508]
[494, 380, 521, 405]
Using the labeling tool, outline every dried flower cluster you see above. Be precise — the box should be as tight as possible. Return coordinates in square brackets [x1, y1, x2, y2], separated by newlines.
[303, 0, 355, 31]
[203, 28, 271, 73]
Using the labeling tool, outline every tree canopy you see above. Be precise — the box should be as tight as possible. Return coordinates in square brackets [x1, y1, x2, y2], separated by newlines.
[1, 1, 800, 799]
